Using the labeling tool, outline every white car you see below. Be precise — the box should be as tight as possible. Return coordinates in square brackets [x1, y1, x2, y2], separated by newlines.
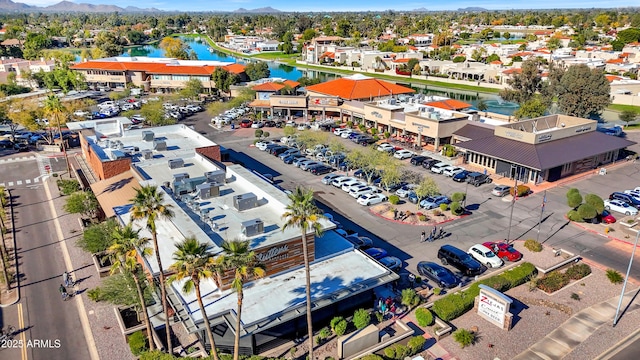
[393, 149, 414, 160]
[333, 128, 349, 136]
[340, 129, 355, 138]
[430, 162, 449, 174]
[332, 176, 357, 188]
[395, 184, 417, 198]
[73, 110, 89, 117]
[377, 143, 395, 152]
[623, 190, 640, 200]
[350, 186, 381, 198]
[604, 199, 639, 216]
[301, 161, 321, 171]
[256, 140, 275, 151]
[468, 244, 504, 268]
[341, 180, 364, 192]
[357, 193, 388, 206]
[443, 166, 465, 177]
[251, 121, 265, 128]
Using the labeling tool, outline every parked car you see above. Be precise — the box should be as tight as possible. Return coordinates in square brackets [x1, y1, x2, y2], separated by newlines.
[294, 157, 312, 167]
[279, 148, 301, 159]
[382, 181, 407, 192]
[341, 130, 356, 138]
[407, 191, 425, 204]
[345, 235, 373, 249]
[395, 184, 417, 198]
[598, 210, 617, 224]
[393, 149, 414, 160]
[309, 164, 333, 175]
[442, 166, 465, 177]
[609, 192, 640, 208]
[416, 261, 459, 289]
[482, 242, 523, 262]
[283, 154, 306, 164]
[334, 128, 351, 136]
[364, 247, 388, 260]
[301, 161, 322, 171]
[468, 244, 504, 268]
[377, 143, 395, 152]
[240, 119, 253, 128]
[256, 140, 275, 151]
[358, 136, 377, 145]
[350, 186, 379, 198]
[467, 172, 493, 187]
[491, 185, 512, 197]
[322, 174, 342, 185]
[452, 170, 471, 182]
[437, 244, 484, 276]
[410, 156, 429, 166]
[421, 159, 439, 170]
[332, 176, 357, 188]
[623, 189, 640, 200]
[271, 147, 290, 156]
[251, 121, 265, 128]
[357, 193, 388, 206]
[341, 180, 365, 192]
[430, 162, 449, 174]
[420, 195, 451, 209]
[379, 256, 402, 271]
[13, 142, 29, 152]
[604, 199, 639, 216]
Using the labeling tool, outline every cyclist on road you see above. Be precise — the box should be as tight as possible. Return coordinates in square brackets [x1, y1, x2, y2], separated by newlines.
[59, 284, 68, 300]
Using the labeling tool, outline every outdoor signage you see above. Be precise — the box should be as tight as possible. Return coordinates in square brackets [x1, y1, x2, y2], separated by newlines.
[476, 284, 513, 329]
[311, 98, 338, 106]
[371, 111, 383, 118]
[537, 134, 553, 142]
[575, 125, 592, 133]
[504, 130, 524, 139]
[257, 245, 289, 263]
[277, 100, 301, 105]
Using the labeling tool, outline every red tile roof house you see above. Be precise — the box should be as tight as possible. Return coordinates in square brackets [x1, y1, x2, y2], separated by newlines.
[71, 57, 246, 92]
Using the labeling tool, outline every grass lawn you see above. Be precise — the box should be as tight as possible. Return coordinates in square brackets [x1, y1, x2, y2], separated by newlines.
[622, 123, 640, 130]
[608, 104, 640, 113]
[249, 52, 299, 61]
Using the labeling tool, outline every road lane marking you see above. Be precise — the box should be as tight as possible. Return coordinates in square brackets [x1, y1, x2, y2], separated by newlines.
[0, 183, 4, 187]
[43, 179, 100, 360]
[8, 182, 13, 186]
[18, 302, 27, 360]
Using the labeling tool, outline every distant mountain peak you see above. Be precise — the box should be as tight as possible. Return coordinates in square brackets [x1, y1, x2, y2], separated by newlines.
[233, 7, 281, 13]
[457, 7, 488, 12]
[0, 0, 161, 12]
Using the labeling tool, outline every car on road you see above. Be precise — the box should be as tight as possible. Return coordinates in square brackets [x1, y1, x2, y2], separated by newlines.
[410, 156, 429, 166]
[416, 261, 459, 289]
[420, 195, 451, 209]
[452, 170, 471, 182]
[468, 244, 504, 268]
[467, 172, 493, 187]
[482, 242, 523, 262]
[395, 184, 417, 198]
[357, 193, 388, 206]
[364, 247, 388, 260]
[604, 199, 639, 216]
[430, 162, 449, 174]
[240, 119, 253, 128]
[322, 174, 342, 185]
[491, 185, 512, 197]
[345, 235, 374, 249]
[437, 244, 484, 276]
[393, 149, 414, 160]
[379, 256, 402, 271]
[442, 166, 465, 177]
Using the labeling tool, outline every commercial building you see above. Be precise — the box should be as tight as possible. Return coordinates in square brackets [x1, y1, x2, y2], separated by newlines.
[452, 114, 636, 183]
[72, 118, 398, 354]
[70, 56, 246, 92]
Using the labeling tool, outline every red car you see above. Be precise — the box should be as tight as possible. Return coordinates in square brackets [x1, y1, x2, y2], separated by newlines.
[482, 242, 522, 262]
[240, 119, 253, 128]
[599, 210, 616, 224]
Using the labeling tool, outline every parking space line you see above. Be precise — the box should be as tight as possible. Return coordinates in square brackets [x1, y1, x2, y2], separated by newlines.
[0, 183, 4, 187]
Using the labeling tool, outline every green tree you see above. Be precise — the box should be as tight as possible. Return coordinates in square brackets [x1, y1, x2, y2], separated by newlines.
[619, 110, 638, 127]
[159, 37, 189, 59]
[584, 194, 604, 214]
[78, 218, 119, 253]
[500, 58, 544, 104]
[23, 32, 52, 60]
[407, 58, 420, 74]
[244, 62, 270, 81]
[107, 224, 155, 351]
[212, 68, 239, 96]
[282, 187, 326, 360]
[476, 99, 488, 116]
[94, 31, 123, 57]
[141, 100, 174, 126]
[577, 203, 597, 220]
[556, 65, 610, 118]
[379, 160, 402, 191]
[616, 28, 640, 45]
[63, 191, 98, 219]
[43, 94, 72, 173]
[218, 240, 266, 360]
[127, 30, 147, 45]
[280, 31, 294, 54]
[414, 177, 439, 209]
[567, 189, 583, 208]
[513, 95, 548, 120]
[180, 78, 204, 101]
[130, 185, 175, 355]
[486, 54, 500, 63]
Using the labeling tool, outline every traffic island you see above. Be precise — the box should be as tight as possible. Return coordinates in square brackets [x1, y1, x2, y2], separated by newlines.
[370, 202, 468, 226]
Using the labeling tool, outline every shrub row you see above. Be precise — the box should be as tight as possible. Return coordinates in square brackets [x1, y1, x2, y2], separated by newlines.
[383, 336, 426, 360]
[536, 271, 570, 293]
[432, 262, 537, 321]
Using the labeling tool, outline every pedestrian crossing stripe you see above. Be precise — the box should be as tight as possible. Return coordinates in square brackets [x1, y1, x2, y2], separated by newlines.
[34, 178, 39, 182]
[8, 182, 13, 186]
[25, 179, 31, 184]
[16, 180, 22, 185]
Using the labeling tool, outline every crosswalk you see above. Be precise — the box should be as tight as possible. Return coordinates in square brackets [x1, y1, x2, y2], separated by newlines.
[0, 177, 41, 187]
[0, 155, 51, 188]
[0, 155, 36, 164]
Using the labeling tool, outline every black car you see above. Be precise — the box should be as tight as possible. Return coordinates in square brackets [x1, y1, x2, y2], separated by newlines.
[309, 164, 333, 175]
[452, 170, 471, 182]
[466, 172, 493, 187]
[13, 142, 29, 152]
[609, 192, 640, 208]
[272, 147, 290, 156]
[263, 120, 277, 127]
[417, 261, 459, 289]
[410, 156, 429, 166]
[421, 159, 439, 170]
[437, 244, 484, 276]
[0, 139, 14, 149]
[345, 235, 374, 249]
[283, 154, 305, 164]
[358, 136, 377, 145]
[382, 181, 407, 192]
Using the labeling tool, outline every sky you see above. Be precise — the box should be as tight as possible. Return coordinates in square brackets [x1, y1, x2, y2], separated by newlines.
[16, 0, 640, 12]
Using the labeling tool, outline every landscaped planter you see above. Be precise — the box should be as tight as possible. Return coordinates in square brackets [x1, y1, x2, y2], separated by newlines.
[115, 305, 146, 335]
[92, 251, 113, 278]
[621, 220, 638, 228]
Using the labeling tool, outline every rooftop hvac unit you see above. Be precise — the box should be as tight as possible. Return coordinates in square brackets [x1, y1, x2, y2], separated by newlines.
[389, 99, 396, 105]
[233, 193, 258, 211]
[205, 170, 226, 184]
[142, 131, 154, 142]
[153, 139, 166, 151]
[196, 182, 219, 199]
[168, 158, 184, 169]
[241, 218, 264, 237]
[141, 149, 153, 160]
[173, 172, 189, 182]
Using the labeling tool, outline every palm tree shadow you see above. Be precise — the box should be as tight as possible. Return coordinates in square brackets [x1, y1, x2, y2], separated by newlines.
[286, 275, 366, 308]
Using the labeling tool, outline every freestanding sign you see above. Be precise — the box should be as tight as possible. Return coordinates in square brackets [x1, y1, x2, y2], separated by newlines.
[475, 284, 513, 330]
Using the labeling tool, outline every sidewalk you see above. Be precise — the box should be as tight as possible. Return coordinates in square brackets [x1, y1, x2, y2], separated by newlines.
[513, 289, 640, 360]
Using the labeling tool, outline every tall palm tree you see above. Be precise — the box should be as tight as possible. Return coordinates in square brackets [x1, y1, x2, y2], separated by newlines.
[282, 187, 325, 360]
[167, 237, 220, 360]
[130, 185, 175, 354]
[43, 94, 71, 174]
[219, 239, 266, 360]
[107, 224, 155, 350]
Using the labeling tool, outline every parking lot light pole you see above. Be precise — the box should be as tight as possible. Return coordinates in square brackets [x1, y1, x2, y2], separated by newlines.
[613, 229, 640, 327]
[506, 178, 518, 243]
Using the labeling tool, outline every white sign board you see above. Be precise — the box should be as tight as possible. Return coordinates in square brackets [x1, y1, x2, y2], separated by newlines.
[476, 284, 513, 329]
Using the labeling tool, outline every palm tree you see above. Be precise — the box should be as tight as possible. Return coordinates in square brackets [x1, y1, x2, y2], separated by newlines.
[282, 187, 325, 360]
[130, 185, 175, 354]
[43, 95, 71, 174]
[167, 237, 220, 360]
[218, 239, 266, 360]
[477, 100, 489, 117]
[107, 224, 155, 350]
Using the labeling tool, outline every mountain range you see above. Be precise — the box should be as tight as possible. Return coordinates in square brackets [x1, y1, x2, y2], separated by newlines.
[0, 0, 161, 12]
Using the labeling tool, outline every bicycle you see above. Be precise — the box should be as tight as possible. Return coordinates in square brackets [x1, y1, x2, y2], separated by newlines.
[0, 325, 16, 341]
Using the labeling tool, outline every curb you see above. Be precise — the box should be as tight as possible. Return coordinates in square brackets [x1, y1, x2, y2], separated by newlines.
[368, 207, 469, 227]
[568, 218, 637, 246]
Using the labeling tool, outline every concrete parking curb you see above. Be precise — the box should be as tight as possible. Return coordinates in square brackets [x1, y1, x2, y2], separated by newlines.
[568, 217, 636, 246]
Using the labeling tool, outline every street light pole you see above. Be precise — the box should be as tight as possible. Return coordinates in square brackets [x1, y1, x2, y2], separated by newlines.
[613, 229, 640, 327]
[506, 176, 518, 243]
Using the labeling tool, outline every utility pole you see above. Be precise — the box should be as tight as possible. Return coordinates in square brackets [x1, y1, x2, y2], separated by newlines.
[506, 177, 518, 243]
[613, 229, 640, 327]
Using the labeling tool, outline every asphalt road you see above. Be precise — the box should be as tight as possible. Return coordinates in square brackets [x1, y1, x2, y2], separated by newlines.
[0, 151, 90, 360]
